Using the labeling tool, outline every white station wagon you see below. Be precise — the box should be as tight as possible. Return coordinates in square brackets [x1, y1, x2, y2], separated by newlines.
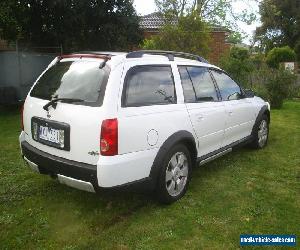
[20, 50, 270, 203]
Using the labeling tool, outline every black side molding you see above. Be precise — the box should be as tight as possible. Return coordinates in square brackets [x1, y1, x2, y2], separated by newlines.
[197, 135, 253, 164]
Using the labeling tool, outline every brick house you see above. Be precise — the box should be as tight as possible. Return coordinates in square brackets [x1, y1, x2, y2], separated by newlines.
[140, 13, 232, 65]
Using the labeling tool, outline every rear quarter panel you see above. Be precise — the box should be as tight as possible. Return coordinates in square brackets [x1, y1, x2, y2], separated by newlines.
[117, 61, 196, 156]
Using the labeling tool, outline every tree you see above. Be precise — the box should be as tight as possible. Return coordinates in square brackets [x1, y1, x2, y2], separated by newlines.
[154, 0, 256, 51]
[154, 0, 256, 29]
[255, 0, 300, 52]
[154, 0, 188, 17]
[226, 32, 244, 45]
[0, 0, 142, 51]
[142, 13, 211, 58]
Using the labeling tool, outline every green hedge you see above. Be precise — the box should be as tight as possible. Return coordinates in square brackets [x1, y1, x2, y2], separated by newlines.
[266, 46, 296, 69]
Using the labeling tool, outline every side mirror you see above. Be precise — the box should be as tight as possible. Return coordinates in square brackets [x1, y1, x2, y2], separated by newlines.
[243, 89, 255, 98]
[228, 92, 241, 101]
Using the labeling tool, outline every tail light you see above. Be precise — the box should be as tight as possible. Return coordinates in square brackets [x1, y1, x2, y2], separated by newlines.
[21, 104, 24, 130]
[100, 119, 118, 156]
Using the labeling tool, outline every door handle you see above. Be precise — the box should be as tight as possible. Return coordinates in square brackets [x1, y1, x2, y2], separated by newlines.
[228, 111, 233, 116]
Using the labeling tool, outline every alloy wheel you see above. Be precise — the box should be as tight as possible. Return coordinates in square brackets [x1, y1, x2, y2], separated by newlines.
[165, 152, 189, 197]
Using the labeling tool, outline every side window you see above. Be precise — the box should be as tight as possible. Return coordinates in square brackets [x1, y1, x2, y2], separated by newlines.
[178, 67, 197, 102]
[178, 66, 218, 102]
[211, 70, 242, 101]
[122, 65, 176, 107]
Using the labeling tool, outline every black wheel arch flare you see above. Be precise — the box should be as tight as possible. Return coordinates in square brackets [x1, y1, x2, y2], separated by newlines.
[149, 130, 197, 186]
[251, 105, 270, 136]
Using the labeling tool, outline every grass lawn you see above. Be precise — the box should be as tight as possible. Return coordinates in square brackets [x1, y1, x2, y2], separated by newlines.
[0, 101, 299, 249]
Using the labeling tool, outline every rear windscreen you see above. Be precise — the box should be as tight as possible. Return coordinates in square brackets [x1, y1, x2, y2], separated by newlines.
[30, 60, 110, 106]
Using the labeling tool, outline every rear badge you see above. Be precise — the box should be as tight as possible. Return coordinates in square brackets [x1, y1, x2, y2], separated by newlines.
[88, 151, 99, 156]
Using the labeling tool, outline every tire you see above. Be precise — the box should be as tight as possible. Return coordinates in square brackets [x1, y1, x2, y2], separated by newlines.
[250, 114, 269, 149]
[156, 144, 192, 204]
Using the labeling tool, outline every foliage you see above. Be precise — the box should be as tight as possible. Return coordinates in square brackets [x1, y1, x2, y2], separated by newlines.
[154, 0, 257, 30]
[154, 0, 188, 18]
[264, 68, 296, 108]
[0, 1, 25, 41]
[142, 13, 211, 58]
[220, 48, 297, 108]
[249, 64, 296, 109]
[0, 0, 142, 51]
[255, 0, 300, 52]
[294, 40, 300, 62]
[220, 47, 254, 87]
[266, 46, 296, 69]
[226, 32, 244, 45]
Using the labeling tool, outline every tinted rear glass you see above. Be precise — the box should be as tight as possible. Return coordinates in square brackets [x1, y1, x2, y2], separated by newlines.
[122, 65, 176, 107]
[30, 60, 110, 105]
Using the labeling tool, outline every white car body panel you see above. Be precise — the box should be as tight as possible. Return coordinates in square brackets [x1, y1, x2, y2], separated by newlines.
[223, 98, 257, 146]
[23, 96, 104, 165]
[185, 102, 226, 157]
[97, 148, 159, 187]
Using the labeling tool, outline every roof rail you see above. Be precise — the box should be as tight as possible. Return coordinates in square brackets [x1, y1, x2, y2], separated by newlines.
[74, 51, 126, 56]
[126, 50, 209, 63]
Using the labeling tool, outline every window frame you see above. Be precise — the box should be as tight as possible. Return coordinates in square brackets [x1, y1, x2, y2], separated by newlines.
[209, 68, 245, 102]
[121, 64, 177, 108]
[178, 65, 221, 103]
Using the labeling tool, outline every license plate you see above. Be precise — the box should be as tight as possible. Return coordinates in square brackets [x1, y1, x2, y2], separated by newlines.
[32, 117, 70, 151]
[39, 126, 62, 144]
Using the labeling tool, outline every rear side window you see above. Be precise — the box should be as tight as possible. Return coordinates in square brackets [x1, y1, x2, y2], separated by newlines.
[178, 66, 218, 102]
[30, 60, 110, 106]
[122, 65, 176, 107]
[210, 70, 242, 101]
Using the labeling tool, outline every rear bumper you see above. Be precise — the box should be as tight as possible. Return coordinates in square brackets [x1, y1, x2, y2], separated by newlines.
[21, 141, 98, 190]
[20, 140, 155, 192]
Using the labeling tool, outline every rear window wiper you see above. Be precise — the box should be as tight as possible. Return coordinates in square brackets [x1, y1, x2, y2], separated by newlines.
[43, 98, 84, 111]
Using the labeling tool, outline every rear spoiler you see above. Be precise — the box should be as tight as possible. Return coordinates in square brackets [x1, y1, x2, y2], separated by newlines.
[57, 54, 111, 68]
[58, 54, 111, 61]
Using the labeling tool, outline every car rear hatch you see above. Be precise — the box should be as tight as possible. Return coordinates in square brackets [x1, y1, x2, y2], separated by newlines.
[23, 54, 111, 165]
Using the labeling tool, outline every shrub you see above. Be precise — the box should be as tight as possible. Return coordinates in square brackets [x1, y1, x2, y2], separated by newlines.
[266, 46, 296, 69]
[295, 41, 300, 62]
[221, 47, 297, 108]
[252, 84, 269, 101]
[220, 47, 254, 88]
[265, 68, 296, 109]
[290, 85, 300, 99]
[141, 39, 157, 50]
